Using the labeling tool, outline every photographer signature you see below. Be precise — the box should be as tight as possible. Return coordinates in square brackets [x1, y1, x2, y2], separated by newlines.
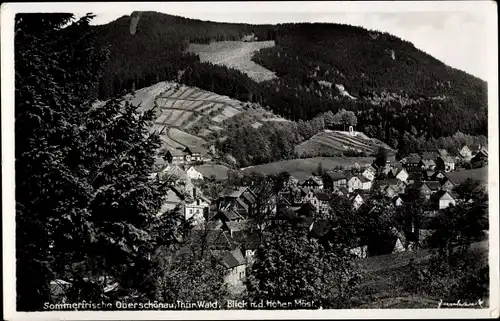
[438, 299, 484, 309]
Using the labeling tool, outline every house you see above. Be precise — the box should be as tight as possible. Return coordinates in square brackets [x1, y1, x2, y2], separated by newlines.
[347, 175, 363, 192]
[383, 185, 398, 198]
[300, 176, 324, 190]
[350, 193, 365, 210]
[458, 145, 474, 161]
[184, 146, 204, 163]
[333, 186, 350, 197]
[471, 148, 488, 167]
[403, 154, 421, 170]
[388, 167, 409, 182]
[424, 181, 442, 194]
[157, 187, 185, 216]
[158, 164, 187, 182]
[313, 190, 332, 215]
[186, 166, 204, 180]
[392, 194, 410, 207]
[153, 157, 168, 172]
[436, 156, 456, 172]
[217, 186, 257, 218]
[322, 171, 347, 190]
[434, 190, 458, 210]
[283, 175, 299, 187]
[165, 149, 186, 165]
[279, 186, 302, 206]
[419, 159, 436, 171]
[431, 171, 447, 181]
[423, 170, 435, 181]
[362, 165, 378, 181]
[421, 151, 439, 161]
[441, 177, 456, 192]
[184, 190, 210, 224]
[300, 188, 318, 206]
[221, 248, 247, 292]
[407, 182, 433, 199]
[437, 149, 449, 158]
[358, 175, 372, 190]
[374, 179, 405, 194]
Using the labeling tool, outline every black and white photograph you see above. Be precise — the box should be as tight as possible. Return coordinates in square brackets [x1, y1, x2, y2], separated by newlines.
[2, 1, 499, 320]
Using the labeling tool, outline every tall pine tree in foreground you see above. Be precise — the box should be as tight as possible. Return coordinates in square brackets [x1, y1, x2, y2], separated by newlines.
[15, 13, 174, 310]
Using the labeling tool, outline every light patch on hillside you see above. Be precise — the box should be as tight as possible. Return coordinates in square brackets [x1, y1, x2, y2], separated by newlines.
[187, 41, 277, 82]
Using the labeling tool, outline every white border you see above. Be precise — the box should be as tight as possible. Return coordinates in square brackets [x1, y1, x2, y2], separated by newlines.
[2, 2, 498, 320]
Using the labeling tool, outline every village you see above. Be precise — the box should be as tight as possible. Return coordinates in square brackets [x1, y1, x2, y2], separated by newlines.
[150, 143, 488, 293]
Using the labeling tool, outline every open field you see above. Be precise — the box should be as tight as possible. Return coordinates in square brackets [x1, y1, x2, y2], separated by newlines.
[168, 128, 208, 150]
[447, 166, 488, 186]
[295, 130, 396, 157]
[241, 156, 396, 181]
[187, 41, 277, 82]
[194, 164, 231, 181]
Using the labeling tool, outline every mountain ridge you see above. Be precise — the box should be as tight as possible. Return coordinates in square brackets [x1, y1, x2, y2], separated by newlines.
[92, 11, 488, 153]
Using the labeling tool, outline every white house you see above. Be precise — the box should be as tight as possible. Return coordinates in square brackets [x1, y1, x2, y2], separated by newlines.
[186, 166, 204, 180]
[394, 168, 409, 182]
[437, 191, 457, 210]
[221, 248, 247, 293]
[362, 166, 377, 181]
[347, 176, 363, 192]
[184, 195, 210, 224]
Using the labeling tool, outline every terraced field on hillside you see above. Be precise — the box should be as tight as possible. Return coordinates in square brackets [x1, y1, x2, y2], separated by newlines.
[124, 81, 287, 153]
[295, 130, 396, 157]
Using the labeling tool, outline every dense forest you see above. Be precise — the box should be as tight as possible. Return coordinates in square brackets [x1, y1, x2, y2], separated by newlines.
[93, 11, 488, 151]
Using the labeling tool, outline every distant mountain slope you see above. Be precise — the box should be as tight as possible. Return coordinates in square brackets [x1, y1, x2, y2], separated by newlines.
[93, 11, 487, 152]
[187, 41, 277, 82]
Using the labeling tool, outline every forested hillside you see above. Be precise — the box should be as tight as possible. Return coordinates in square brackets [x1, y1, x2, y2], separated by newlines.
[93, 11, 488, 151]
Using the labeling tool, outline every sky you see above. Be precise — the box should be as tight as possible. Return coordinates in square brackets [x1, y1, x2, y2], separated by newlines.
[39, 2, 499, 81]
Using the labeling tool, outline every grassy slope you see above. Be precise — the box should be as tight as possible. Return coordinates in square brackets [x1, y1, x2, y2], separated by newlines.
[296, 130, 396, 157]
[447, 167, 488, 186]
[187, 41, 277, 82]
[354, 241, 488, 308]
[241, 156, 397, 180]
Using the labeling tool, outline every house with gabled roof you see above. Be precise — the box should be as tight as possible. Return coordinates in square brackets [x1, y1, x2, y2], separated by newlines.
[183, 146, 204, 162]
[358, 175, 372, 190]
[153, 157, 168, 171]
[424, 181, 442, 194]
[362, 165, 378, 181]
[421, 151, 439, 161]
[333, 186, 350, 197]
[471, 147, 488, 167]
[436, 155, 456, 172]
[441, 177, 456, 192]
[437, 149, 449, 158]
[322, 171, 347, 190]
[217, 186, 258, 218]
[458, 145, 473, 161]
[407, 182, 433, 199]
[313, 190, 332, 215]
[388, 166, 409, 182]
[165, 149, 186, 165]
[431, 171, 447, 181]
[419, 158, 436, 171]
[347, 175, 363, 192]
[432, 190, 459, 210]
[186, 166, 204, 180]
[300, 175, 324, 190]
[402, 154, 421, 170]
